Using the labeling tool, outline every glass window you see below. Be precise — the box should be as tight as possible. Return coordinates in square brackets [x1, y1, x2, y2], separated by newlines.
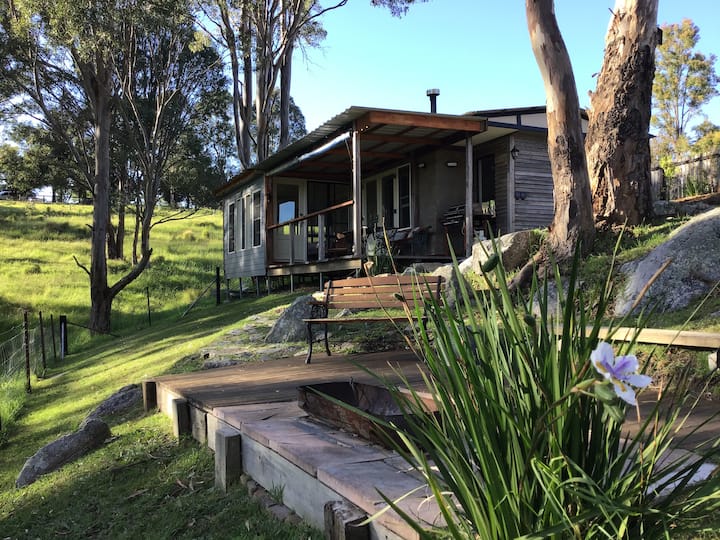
[241, 196, 247, 249]
[381, 174, 395, 227]
[228, 202, 236, 252]
[365, 180, 378, 229]
[474, 155, 495, 204]
[398, 165, 411, 228]
[252, 191, 261, 247]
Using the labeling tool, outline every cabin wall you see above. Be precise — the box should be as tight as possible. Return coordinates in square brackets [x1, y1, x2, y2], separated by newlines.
[223, 176, 266, 280]
[511, 132, 554, 231]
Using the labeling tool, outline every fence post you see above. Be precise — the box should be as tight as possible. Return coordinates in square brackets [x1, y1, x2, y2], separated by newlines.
[50, 314, 57, 361]
[59, 315, 68, 359]
[23, 311, 31, 394]
[38, 311, 47, 372]
[216, 267, 221, 306]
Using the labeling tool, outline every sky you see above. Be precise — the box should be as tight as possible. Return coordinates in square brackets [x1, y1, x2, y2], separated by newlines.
[290, 0, 720, 132]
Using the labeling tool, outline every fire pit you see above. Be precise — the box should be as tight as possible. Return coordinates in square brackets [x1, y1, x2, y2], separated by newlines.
[297, 381, 436, 449]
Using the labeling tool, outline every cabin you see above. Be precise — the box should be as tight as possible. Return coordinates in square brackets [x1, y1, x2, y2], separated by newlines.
[215, 105, 588, 289]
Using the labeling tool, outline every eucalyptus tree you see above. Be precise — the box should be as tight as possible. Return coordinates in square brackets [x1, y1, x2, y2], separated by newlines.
[652, 19, 718, 162]
[196, 0, 345, 167]
[3, 0, 225, 333]
[524, 0, 595, 262]
[585, 0, 659, 227]
[115, 3, 227, 267]
[3, 0, 133, 332]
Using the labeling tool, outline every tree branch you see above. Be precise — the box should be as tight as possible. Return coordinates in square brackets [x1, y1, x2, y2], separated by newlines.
[73, 255, 91, 277]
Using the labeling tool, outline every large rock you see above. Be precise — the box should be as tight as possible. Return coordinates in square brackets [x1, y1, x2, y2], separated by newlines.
[431, 264, 472, 309]
[469, 230, 537, 274]
[16, 418, 111, 488]
[614, 207, 720, 316]
[264, 295, 314, 343]
[82, 384, 141, 425]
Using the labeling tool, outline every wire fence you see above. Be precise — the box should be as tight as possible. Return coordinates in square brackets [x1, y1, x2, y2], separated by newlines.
[0, 324, 43, 380]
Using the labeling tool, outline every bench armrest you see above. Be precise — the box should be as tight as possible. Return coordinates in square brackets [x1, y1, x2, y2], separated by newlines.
[308, 302, 328, 320]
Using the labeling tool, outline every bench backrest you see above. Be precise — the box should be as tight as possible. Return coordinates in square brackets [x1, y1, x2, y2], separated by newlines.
[323, 275, 444, 311]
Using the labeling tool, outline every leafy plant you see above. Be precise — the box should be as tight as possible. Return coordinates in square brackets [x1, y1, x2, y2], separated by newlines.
[371, 242, 720, 538]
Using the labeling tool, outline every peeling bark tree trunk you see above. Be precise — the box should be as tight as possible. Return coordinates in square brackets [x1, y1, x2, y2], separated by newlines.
[586, 0, 658, 227]
[526, 0, 595, 261]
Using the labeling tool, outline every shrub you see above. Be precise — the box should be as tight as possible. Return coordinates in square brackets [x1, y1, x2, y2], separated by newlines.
[372, 243, 720, 538]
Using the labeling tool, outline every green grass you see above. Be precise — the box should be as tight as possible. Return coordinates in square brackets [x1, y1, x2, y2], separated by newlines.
[0, 201, 319, 538]
[0, 201, 225, 345]
[0, 291, 319, 538]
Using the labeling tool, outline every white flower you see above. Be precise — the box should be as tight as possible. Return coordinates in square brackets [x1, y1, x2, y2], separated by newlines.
[591, 342, 652, 406]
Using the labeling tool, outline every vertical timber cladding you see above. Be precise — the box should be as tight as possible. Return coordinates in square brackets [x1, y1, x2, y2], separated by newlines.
[511, 132, 554, 231]
[223, 175, 267, 280]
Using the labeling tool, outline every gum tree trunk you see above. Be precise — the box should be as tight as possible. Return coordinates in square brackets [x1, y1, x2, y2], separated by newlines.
[586, 0, 658, 227]
[526, 0, 595, 260]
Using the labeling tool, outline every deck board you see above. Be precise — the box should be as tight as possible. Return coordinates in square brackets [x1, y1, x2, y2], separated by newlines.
[153, 350, 427, 411]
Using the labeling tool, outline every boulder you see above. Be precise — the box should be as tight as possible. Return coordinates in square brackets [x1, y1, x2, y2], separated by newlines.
[82, 384, 142, 425]
[614, 207, 720, 316]
[432, 263, 472, 309]
[16, 418, 111, 488]
[469, 230, 536, 274]
[264, 295, 314, 343]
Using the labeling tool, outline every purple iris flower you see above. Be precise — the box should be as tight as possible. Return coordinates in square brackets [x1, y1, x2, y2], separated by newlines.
[590, 342, 652, 406]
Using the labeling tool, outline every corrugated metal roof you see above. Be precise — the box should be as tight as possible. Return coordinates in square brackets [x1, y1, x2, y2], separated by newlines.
[215, 106, 488, 197]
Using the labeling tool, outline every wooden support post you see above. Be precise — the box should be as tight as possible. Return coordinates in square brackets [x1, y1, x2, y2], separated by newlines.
[318, 213, 327, 261]
[190, 406, 207, 445]
[59, 315, 68, 359]
[214, 427, 242, 492]
[171, 398, 191, 439]
[142, 381, 157, 411]
[50, 314, 57, 361]
[351, 127, 362, 258]
[709, 350, 718, 371]
[465, 133, 474, 257]
[324, 500, 369, 540]
[38, 311, 47, 372]
[215, 267, 221, 305]
[23, 311, 31, 394]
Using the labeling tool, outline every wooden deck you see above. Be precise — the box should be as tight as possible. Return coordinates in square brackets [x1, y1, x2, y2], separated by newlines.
[148, 349, 719, 538]
[153, 350, 427, 411]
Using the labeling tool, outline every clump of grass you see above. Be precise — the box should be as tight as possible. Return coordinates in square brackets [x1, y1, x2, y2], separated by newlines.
[25, 264, 41, 275]
[373, 243, 720, 538]
[0, 377, 26, 445]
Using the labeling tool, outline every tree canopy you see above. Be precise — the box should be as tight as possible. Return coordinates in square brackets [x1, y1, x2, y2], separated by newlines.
[652, 18, 719, 160]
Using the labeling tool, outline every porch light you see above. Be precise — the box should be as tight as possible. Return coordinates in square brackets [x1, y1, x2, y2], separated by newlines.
[510, 146, 520, 160]
[446, 161, 458, 168]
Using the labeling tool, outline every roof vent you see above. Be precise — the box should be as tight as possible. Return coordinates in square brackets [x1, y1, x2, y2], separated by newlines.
[426, 88, 440, 113]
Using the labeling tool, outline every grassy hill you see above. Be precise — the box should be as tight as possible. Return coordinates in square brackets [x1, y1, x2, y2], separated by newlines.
[0, 201, 225, 343]
[0, 201, 318, 538]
